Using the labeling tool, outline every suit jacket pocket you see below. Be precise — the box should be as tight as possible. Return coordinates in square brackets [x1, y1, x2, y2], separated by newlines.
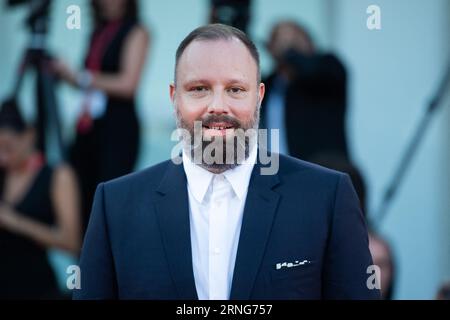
[268, 262, 320, 299]
[270, 261, 316, 281]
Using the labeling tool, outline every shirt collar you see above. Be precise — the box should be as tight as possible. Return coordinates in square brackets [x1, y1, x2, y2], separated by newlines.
[182, 143, 257, 203]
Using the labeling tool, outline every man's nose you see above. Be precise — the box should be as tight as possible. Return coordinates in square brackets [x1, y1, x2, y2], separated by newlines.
[207, 91, 229, 114]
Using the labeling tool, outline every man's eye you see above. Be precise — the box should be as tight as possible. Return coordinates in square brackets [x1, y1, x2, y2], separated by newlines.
[190, 86, 208, 92]
[228, 87, 244, 94]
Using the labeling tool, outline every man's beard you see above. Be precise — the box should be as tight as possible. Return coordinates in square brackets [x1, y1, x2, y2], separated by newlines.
[175, 105, 260, 173]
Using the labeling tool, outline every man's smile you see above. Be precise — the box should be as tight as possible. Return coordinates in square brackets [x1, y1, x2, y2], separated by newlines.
[202, 122, 236, 137]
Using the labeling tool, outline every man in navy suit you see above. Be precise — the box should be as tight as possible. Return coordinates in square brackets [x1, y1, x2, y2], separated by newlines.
[74, 24, 379, 300]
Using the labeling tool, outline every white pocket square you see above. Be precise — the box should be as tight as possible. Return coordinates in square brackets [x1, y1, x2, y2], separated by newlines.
[275, 260, 312, 270]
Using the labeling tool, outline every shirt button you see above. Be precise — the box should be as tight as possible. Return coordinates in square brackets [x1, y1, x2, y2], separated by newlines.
[215, 199, 222, 207]
[213, 247, 221, 255]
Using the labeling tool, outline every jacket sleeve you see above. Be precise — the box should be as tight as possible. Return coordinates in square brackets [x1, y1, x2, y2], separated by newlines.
[322, 174, 381, 299]
[73, 183, 118, 299]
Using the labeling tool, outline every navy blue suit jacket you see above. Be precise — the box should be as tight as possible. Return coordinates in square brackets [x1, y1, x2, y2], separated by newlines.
[73, 152, 379, 299]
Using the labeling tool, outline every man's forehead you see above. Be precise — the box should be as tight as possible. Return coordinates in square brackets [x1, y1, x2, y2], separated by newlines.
[177, 38, 257, 82]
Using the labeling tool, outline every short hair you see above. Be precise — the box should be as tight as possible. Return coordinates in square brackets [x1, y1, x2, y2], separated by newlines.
[0, 99, 27, 133]
[174, 23, 260, 84]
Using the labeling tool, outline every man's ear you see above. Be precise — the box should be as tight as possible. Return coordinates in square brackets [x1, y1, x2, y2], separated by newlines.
[258, 82, 266, 107]
[169, 83, 176, 107]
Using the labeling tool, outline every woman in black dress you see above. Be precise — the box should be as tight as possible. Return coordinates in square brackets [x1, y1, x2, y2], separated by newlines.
[53, 0, 150, 231]
[0, 100, 81, 299]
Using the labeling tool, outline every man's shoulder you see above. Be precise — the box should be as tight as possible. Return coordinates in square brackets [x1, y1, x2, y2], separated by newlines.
[100, 153, 346, 193]
[101, 159, 176, 193]
[276, 153, 346, 184]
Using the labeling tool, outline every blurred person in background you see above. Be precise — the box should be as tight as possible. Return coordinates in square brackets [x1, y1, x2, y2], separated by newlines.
[0, 99, 81, 299]
[368, 229, 395, 299]
[261, 20, 349, 161]
[313, 154, 396, 299]
[209, 0, 251, 33]
[52, 0, 150, 232]
[436, 282, 450, 300]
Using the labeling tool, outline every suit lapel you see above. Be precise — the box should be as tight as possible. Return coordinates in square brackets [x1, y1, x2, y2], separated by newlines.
[154, 161, 198, 300]
[230, 160, 281, 299]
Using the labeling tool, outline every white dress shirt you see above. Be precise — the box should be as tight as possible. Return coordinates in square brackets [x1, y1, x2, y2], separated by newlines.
[182, 145, 257, 300]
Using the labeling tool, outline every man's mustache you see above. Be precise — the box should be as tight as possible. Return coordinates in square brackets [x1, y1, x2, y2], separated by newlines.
[198, 114, 242, 128]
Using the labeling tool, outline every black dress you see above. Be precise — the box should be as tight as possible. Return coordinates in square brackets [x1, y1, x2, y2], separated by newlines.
[70, 19, 141, 232]
[0, 165, 60, 299]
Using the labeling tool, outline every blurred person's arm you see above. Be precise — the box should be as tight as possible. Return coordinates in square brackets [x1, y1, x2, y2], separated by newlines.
[54, 26, 150, 99]
[0, 165, 81, 255]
